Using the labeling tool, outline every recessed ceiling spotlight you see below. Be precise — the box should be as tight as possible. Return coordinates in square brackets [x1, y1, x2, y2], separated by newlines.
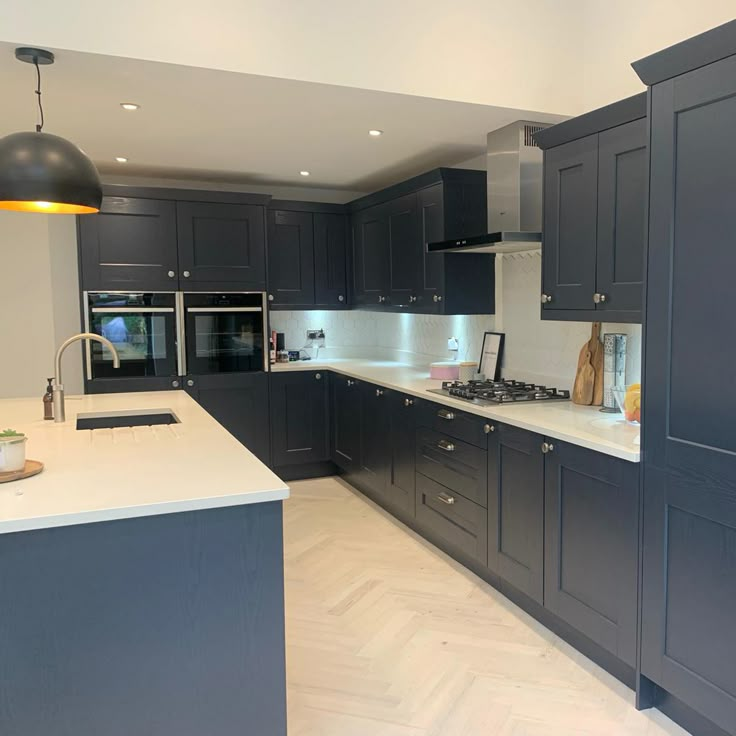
[115, 156, 128, 163]
[120, 103, 140, 111]
[368, 129, 383, 136]
[299, 170, 310, 177]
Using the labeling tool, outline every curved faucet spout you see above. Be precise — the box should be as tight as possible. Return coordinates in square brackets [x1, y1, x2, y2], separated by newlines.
[53, 332, 121, 423]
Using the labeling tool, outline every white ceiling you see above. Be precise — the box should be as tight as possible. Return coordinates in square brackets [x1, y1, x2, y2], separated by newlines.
[0, 43, 566, 198]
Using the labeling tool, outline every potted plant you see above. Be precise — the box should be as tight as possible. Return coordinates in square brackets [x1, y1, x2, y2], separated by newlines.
[0, 429, 28, 472]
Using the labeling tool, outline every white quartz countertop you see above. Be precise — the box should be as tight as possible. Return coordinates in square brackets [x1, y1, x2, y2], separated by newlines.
[272, 359, 641, 462]
[0, 391, 289, 535]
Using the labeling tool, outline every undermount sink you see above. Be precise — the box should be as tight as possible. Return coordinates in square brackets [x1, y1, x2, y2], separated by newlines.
[76, 409, 180, 431]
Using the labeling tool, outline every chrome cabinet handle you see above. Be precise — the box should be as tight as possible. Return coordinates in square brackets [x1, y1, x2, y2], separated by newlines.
[187, 379, 195, 387]
[541, 293, 552, 304]
[437, 492, 455, 505]
[168, 270, 176, 278]
[593, 293, 607, 304]
[409, 295, 417, 303]
[347, 379, 355, 387]
[315, 373, 322, 380]
[404, 398, 414, 407]
[483, 423, 495, 434]
[433, 294, 443, 303]
[172, 380, 180, 388]
[541, 442, 554, 454]
[437, 409, 455, 420]
[183, 270, 191, 278]
[268, 294, 274, 302]
[375, 388, 384, 397]
[338, 295, 344, 302]
[437, 439, 455, 452]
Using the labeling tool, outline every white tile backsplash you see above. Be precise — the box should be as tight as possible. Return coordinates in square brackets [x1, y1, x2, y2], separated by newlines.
[270, 251, 642, 388]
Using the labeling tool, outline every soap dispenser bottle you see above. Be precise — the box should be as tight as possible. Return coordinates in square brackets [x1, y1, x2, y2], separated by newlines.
[43, 377, 54, 420]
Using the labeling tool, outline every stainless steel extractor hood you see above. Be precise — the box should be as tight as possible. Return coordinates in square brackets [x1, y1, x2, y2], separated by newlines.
[427, 120, 550, 254]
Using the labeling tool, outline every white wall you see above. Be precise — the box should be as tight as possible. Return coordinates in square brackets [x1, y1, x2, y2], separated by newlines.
[0, 211, 82, 399]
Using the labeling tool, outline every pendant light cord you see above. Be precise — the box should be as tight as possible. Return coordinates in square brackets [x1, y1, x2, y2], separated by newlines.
[34, 59, 44, 133]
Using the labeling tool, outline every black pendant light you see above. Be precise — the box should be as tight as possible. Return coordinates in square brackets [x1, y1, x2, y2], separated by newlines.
[0, 47, 102, 214]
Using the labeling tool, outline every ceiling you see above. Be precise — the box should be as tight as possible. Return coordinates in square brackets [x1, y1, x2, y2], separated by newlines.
[0, 43, 566, 199]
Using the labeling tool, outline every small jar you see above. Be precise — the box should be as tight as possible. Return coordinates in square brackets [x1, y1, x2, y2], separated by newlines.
[0, 435, 27, 473]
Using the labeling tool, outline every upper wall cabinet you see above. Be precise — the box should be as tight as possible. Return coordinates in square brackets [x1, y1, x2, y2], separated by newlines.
[351, 168, 495, 315]
[78, 187, 270, 293]
[535, 94, 647, 323]
[267, 202, 348, 309]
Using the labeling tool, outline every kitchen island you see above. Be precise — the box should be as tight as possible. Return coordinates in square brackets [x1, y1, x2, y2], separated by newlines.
[0, 391, 289, 736]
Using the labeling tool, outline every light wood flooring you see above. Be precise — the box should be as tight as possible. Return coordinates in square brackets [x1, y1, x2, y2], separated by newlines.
[283, 477, 689, 736]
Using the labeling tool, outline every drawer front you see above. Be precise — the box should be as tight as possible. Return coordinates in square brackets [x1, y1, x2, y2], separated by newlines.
[419, 402, 491, 449]
[415, 473, 488, 566]
[416, 428, 487, 506]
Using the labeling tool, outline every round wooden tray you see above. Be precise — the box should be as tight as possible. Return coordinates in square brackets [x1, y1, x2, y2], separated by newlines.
[0, 459, 44, 484]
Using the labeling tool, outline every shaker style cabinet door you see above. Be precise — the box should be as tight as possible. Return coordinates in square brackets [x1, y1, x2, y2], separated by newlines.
[544, 441, 639, 666]
[595, 118, 647, 315]
[177, 202, 266, 290]
[352, 204, 389, 306]
[640, 56, 736, 735]
[487, 424, 545, 604]
[359, 383, 392, 496]
[330, 375, 362, 473]
[78, 196, 178, 291]
[541, 135, 599, 311]
[270, 371, 328, 467]
[313, 213, 348, 307]
[267, 209, 315, 306]
[387, 193, 420, 306]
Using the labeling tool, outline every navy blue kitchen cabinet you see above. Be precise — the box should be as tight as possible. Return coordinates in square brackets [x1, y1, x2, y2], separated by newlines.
[330, 374, 362, 474]
[78, 187, 270, 293]
[267, 202, 349, 309]
[487, 423, 545, 604]
[177, 201, 266, 290]
[387, 392, 421, 518]
[267, 208, 315, 306]
[358, 383, 392, 497]
[350, 169, 494, 314]
[270, 370, 329, 469]
[185, 372, 270, 465]
[544, 440, 638, 667]
[78, 195, 179, 291]
[536, 94, 647, 323]
[633, 22, 736, 735]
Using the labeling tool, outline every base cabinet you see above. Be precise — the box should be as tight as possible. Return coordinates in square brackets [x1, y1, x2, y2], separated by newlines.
[330, 375, 361, 473]
[185, 373, 270, 464]
[386, 392, 420, 517]
[270, 371, 329, 468]
[487, 424, 545, 604]
[358, 384, 392, 494]
[544, 441, 639, 666]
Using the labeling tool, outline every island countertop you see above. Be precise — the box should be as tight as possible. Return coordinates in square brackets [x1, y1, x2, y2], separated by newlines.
[272, 359, 641, 462]
[0, 390, 289, 535]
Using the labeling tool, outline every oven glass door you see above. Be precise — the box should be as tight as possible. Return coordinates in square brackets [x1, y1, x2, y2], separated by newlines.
[87, 293, 179, 379]
[184, 294, 265, 375]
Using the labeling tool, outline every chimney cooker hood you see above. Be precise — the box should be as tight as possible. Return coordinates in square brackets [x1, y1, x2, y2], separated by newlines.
[427, 120, 549, 254]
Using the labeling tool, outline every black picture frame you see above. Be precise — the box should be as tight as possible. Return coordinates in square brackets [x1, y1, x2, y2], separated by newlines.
[479, 331, 505, 381]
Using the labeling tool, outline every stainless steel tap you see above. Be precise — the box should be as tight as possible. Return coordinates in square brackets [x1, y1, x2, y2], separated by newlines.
[53, 333, 120, 423]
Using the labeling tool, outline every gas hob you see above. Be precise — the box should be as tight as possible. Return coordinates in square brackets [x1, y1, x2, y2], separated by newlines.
[428, 379, 570, 406]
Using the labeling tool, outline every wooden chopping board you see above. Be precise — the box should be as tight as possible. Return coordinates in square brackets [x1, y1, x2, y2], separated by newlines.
[573, 323, 603, 406]
[0, 459, 44, 484]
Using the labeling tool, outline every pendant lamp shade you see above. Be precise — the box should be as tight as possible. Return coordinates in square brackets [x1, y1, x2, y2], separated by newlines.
[0, 131, 102, 214]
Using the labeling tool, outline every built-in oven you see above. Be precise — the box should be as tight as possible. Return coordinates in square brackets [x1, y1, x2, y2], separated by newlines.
[181, 292, 267, 375]
[84, 291, 181, 392]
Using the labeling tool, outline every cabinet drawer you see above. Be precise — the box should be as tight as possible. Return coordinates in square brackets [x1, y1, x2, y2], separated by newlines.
[419, 402, 491, 448]
[415, 473, 488, 566]
[416, 428, 487, 506]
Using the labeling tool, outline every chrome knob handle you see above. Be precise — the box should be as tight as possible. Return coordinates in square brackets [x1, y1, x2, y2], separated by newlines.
[168, 270, 176, 278]
[541, 442, 554, 454]
[186, 379, 195, 387]
[375, 388, 384, 397]
[483, 423, 495, 434]
[593, 293, 607, 304]
[338, 295, 344, 302]
[409, 295, 417, 303]
[268, 294, 274, 302]
[541, 293, 552, 304]
[315, 373, 322, 380]
[404, 398, 414, 407]
[347, 379, 355, 387]
[171, 380, 180, 388]
[433, 294, 444, 303]
[183, 270, 191, 278]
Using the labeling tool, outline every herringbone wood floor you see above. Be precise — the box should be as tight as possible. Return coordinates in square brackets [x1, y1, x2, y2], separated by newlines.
[284, 477, 689, 736]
